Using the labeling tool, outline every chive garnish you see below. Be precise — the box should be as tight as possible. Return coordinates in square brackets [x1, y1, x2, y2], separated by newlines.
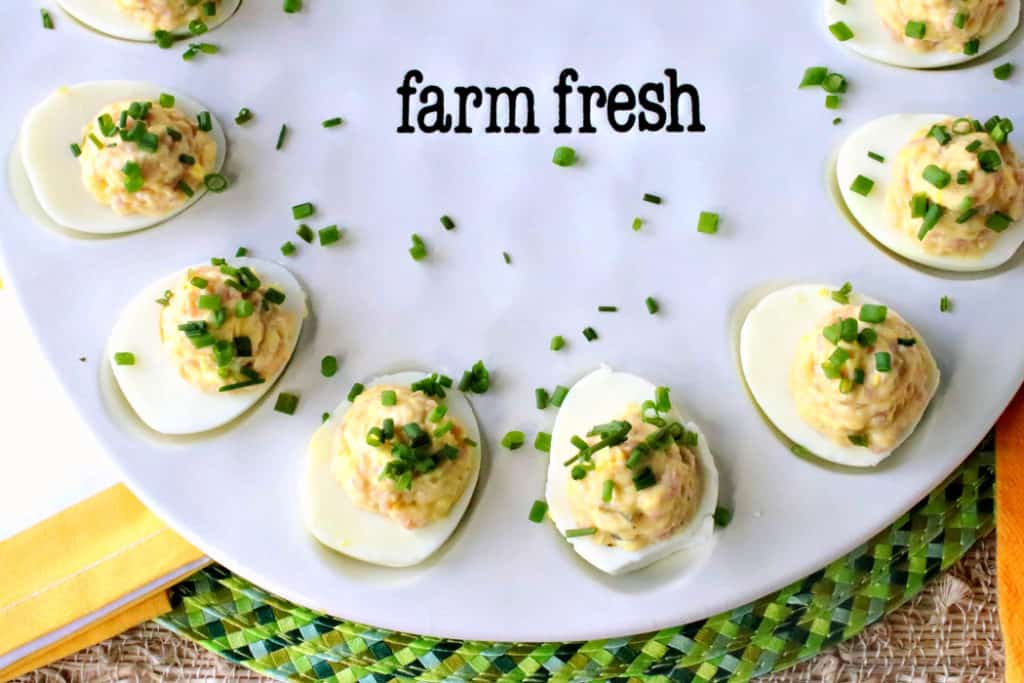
[831, 282, 853, 304]
[875, 352, 892, 373]
[502, 251, 512, 265]
[714, 506, 733, 528]
[550, 335, 565, 351]
[70, 142, 82, 157]
[994, 63, 1015, 81]
[292, 202, 315, 220]
[296, 224, 314, 243]
[528, 500, 548, 523]
[849, 175, 875, 197]
[502, 430, 526, 450]
[798, 66, 828, 88]
[552, 146, 577, 167]
[322, 117, 343, 128]
[280, 241, 297, 256]
[828, 21, 854, 41]
[440, 215, 455, 231]
[275, 124, 288, 150]
[204, 173, 229, 193]
[597, 305, 618, 313]
[867, 151, 885, 163]
[904, 21, 926, 39]
[697, 211, 719, 234]
[631, 217, 643, 232]
[321, 355, 338, 378]
[964, 38, 980, 55]
[41, 8, 54, 29]
[642, 192, 662, 205]
[274, 392, 299, 415]
[940, 296, 952, 313]
[409, 233, 427, 261]
[283, 0, 301, 12]
[264, 288, 286, 305]
[381, 390, 397, 406]
[859, 304, 887, 324]
[347, 383, 365, 402]
[582, 327, 598, 342]
[113, 352, 136, 366]
[565, 527, 597, 538]
[235, 108, 253, 125]
[551, 385, 569, 407]
[318, 225, 341, 246]
[922, 165, 951, 189]
[457, 361, 490, 393]
[601, 479, 614, 503]
[535, 387, 550, 410]
[534, 432, 552, 453]
[645, 296, 659, 314]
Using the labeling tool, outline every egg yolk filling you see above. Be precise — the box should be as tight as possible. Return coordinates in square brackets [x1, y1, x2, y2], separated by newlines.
[874, 0, 1005, 52]
[332, 385, 475, 530]
[159, 264, 296, 393]
[886, 117, 1023, 257]
[791, 304, 935, 454]
[78, 99, 216, 217]
[565, 408, 702, 551]
[115, 0, 221, 32]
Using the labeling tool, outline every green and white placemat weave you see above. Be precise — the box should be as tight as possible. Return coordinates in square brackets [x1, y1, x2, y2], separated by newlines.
[159, 436, 994, 683]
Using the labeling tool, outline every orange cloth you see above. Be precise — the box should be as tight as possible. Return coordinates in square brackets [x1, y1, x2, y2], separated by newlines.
[999, 391, 1024, 683]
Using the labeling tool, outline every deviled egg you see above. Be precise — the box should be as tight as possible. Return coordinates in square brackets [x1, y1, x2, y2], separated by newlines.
[20, 81, 227, 235]
[740, 284, 940, 467]
[57, 0, 241, 41]
[825, 0, 1019, 68]
[837, 114, 1024, 272]
[108, 258, 306, 435]
[544, 367, 719, 576]
[303, 372, 482, 567]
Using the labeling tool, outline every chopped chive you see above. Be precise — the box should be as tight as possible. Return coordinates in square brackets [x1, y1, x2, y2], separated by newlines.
[956, 170, 970, 185]
[928, 124, 952, 146]
[235, 108, 253, 125]
[697, 211, 719, 234]
[178, 154, 196, 165]
[964, 38, 980, 55]
[848, 434, 869, 447]
[264, 288, 286, 305]
[196, 111, 212, 132]
[857, 327, 877, 347]
[535, 387, 550, 410]
[534, 432, 552, 453]
[867, 151, 885, 163]
[831, 281, 853, 304]
[631, 217, 643, 232]
[219, 378, 265, 392]
[821, 73, 847, 94]
[88, 133, 103, 149]
[994, 63, 1015, 81]
[190, 276, 209, 289]
[552, 146, 577, 167]
[283, 0, 301, 12]
[154, 30, 175, 48]
[528, 500, 548, 523]
[433, 421, 454, 438]
[296, 224, 314, 243]
[954, 11, 968, 29]
[198, 293, 221, 311]
[966, 139, 983, 153]
[565, 527, 597, 538]
[550, 335, 565, 351]
[849, 175, 875, 197]
[428, 405, 448, 423]
[904, 20, 926, 39]
[234, 336, 252, 357]
[713, 506, 733, 528]
[41, 8, 54, 28]
[825, 94, 840, 110]
[321, 355, 338, 378]
[645, 296, 659, 314]
[922, 164, 951, 189]
[642, 193, 662, 205]
[502, 430, 526, 450]
[275, 124, 288, 150]
[159, 93, 175, 108]
[502, 251, 512, 265]
[858, 304, 887, 324]
[799, 66, 828, 88]
[113, 352, 135, 366]
[910, 192, 929, 218]
[839, 317, 858, 343]
[322, 117, 343, 128]
[853, 368, 865, 385]
[274, 392, 299, 415]
[292, 202, 315, 220]
[875, 351, 892, 373]
[978, 150, 1002, 173]
[70, 142, 82, 157]
[440, 215, 455, 231]
[582, 326, 598, 342]
[598, 305, 618, 313]
[655, 386, 671, 413]
[918, 202, 945, 240]
[986, 211, 1013, 232]
[347, 383, 365, 402]
[601, 479, 614, 503]
[409, 233, 428, 261]
[898, 337, 917, 346]
[632, 466, 657, 490]
[940, 296, 952, 313]
[280, 241, 297, 256]
[381, 390, 397, 406]
[322, 412, 331, 423]
[551, 385, 569, 407]
[829, 21, 854, 41]
[204, 173, 229, 193]
[318, 225, 341, 246]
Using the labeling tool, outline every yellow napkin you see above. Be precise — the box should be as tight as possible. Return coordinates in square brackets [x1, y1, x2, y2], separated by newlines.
[998, 390, 1024, 683]
[0, 484, 207, 681]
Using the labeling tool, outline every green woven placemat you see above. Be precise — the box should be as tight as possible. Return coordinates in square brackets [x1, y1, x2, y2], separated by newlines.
[159, 435, 995, 683]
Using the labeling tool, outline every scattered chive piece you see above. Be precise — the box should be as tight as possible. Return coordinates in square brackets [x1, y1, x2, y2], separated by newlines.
[821, 73, 847, 94]
[645, 296, 659, 314]
[322, 117, 343, 128]
[322, 412, 330, 423]
[551, 385, 569, 407]
[849, 434, 869, 447]
[565, 527, 597, 538]
[198, 293, 220, 311]
[88, 133, 103, 149]
[875, 351, 892, 373]
[274, 392, 299, 415]
[642, 192, 662, 205]
[70, 142, 82, 157]
[296, 224, 314, 243]
[831, 282, 853, 304]
[898, 337, 917, 346]
[954, 11, 968, 29]
[428, 405, 448, 423]
[409, 233, 427, 261]
[502, 251, 512, 265]
[598, 305, 618, 313]
[994, 63, 1015, 81]
[918, 203, 945, 240]
[528, 500, 548, 523]
[440, 215, 455, 231]
[41, 8, 54, 29]
[275, 124, 288, 150]
[956, 170, 970, 185]
[859, 304, 887, 324]
[832, 117, 842, 126]
[987, 211, 1013, 232]
[190, 276, 208, 289]
[601, 479, 614, 502]
[347, 383, 365, 402]
[966, 139, 983, 153]
[850, 175, 875, 197]
[656, 386, 671, 413]
[534, 432, 552, 453]
[910, 192, 929, 218]
[280, 241, 296, 256]
[940, 296, 952, 313]
[922, 164, 951, 189]
[319, 225, 341, 246]
[552, 146, 577, 167]
[154, 30, 175, 48]
[825, 94, 840, 110]
[828, 21, 854, 41]
[905, 20, 926, 39]
[633, 467, 657, 490]
[928, 124, 952, 146]
[535, 387, 550, 410]
[853, 368, 866, 385]
[292, 202, 314, 220]
[204, 173, 229, 193]
[978, 150, 1002, 173]
[582, 326, 598, 342]
[858, 327, 877, 347]
[502, 430, 526, 450]
[964, 38, 980, 55]
[697, 211, 719, 234]
[381, 390, 397, 406]
[235, 300, 254, 318]
[177, 180, 194, 197]
[714, 506, 733, 528]
[235, 108, 253, 125]
[631, 217, 643, 232]
[321, 355, 338, 378]
[283, 0, 301, 12]
[196, 111, 212, 132]
[867, 151, 885, 163]
[113, 352, 136, 366]
[550, 335, 565, 351]
[799, 66, 828, 88]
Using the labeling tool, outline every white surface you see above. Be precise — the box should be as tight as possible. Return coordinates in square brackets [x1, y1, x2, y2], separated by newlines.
[544, 366, 718, 575]
[824, 0, 1021, 68]
[107, 258, 306, 434]
[303, 371, 482, 568]
[739, 284, 940, 468]
[0, 1, 1022, 642]
[0, 283, 117, 542]
[56, 0, 241, 42]
[836, 113, 1024, 272]
[21, 81, 227, 235]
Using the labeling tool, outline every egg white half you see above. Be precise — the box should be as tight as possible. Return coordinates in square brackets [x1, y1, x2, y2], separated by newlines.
[107, 258, 306, 435]
[824, 0, 1020, 68]
[544, 366, 719, 576]
[20, 81, 227, 236]
[303, 371, 483, 568]
[57, 0, 242, 42]
[836, 113, 1024, 272]
[739, 283, 940, 468]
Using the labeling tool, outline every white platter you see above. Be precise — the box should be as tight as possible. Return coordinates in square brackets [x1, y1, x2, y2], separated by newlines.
[1, 1, 1022, 643]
